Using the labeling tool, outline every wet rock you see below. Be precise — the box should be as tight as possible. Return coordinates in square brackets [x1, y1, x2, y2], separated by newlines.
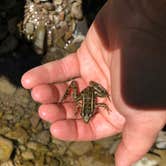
[0, 136, 13, 161]
[36, 130, 50, 145]
[133, 157, 159, 166]
[69, 142, 93, 155]
[155, 131, 166, 149]
[21, 150, 35, 160]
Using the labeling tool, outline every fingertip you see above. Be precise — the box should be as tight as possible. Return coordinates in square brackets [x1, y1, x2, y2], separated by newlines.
[21, 72, 33, 89]
[38, 104, 66, 123]
[38, 105, 47, 119]
[50, 120, 77, 141]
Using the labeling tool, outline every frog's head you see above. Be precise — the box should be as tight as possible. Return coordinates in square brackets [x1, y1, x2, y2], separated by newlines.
[81, 112, 93, 123]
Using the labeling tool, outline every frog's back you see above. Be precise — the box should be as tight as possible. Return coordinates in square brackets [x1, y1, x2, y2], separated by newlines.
[81, 87, 96, 113]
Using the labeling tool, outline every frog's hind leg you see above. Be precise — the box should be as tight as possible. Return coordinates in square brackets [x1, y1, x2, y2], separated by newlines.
[74, 101, 81, 113]
[60, 80, 79, 103]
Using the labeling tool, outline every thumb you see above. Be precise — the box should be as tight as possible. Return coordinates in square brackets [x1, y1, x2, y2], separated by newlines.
[115, 117, 165, 166]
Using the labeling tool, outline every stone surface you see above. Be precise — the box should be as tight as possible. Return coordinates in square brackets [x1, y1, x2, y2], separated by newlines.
[5, 127, 29, 144]
[0, 77, 16, 95]
[36, 130, 50, 145]
[69, 142, 93, 155]
[0, 136, 13, 161]
[155, 131, 166, 149]
[21, 150, 35, 160]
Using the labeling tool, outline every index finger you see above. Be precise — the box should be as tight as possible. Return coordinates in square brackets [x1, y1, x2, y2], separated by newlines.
[21, 53, 80, 89]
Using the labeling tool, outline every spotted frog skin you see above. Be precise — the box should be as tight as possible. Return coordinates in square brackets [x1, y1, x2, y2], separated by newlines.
[59, 80, 111, 123]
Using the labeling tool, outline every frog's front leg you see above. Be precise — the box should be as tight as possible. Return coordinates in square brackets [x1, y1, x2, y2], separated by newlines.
[95, 103, 111, 114]
[60, 80, 79, 103]
[89, 81, 111, 102]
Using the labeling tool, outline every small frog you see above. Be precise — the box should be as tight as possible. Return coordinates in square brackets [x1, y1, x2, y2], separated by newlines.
[58, 80, 111, 123]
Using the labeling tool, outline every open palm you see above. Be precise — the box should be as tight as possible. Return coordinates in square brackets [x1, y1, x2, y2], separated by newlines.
[21, 1, 166, 166]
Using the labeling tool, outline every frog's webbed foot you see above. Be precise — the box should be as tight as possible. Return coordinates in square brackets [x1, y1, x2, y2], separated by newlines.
[74, 101, 82, 116]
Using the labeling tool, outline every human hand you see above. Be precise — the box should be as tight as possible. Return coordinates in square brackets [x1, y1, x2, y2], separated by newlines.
[21, 1, 166, 166]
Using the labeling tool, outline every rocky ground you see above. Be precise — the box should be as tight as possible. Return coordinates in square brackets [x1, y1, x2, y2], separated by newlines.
[0, 76, 166, 166]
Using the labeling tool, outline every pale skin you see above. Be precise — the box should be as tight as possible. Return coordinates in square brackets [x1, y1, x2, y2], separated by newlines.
[21, 1, 166, 166]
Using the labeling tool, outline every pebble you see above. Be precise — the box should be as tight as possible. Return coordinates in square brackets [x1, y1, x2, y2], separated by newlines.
[71, 2, 83, 19]
[69, 142, 93, 155]
[155, 131, 166, 149]
[21, 150, 35, 160]
[79, 155, 113, 166]
[27, 141, 38, 150]
[5, 127, 29, 144]
[36, 130, 50, 145]
[133, 157, 159, 166]
[0, 160, 14, 166]
[30, 112, 40, 128]
[0, 136, 13, 161]
[53, 0, 63, 6]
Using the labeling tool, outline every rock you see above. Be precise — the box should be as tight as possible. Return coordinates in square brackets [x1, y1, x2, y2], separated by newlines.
[69, 142, 93, 156]
[0, 136, 13, 161]
[5, 127, 29, 144]
[51, 138, 70, 155]
[27, 141, 38, 151]
[133, 157, 159, 166]
[30, 112, 40, 128]
[79, 155, 113, 166]
[14, 88, 30, 105]
[95, 135, 121, 149]
[71, 2, 83, 20]
[0, 160, 14, 166]
[0, 77, 16, 95]
[36, 130, 50, 145]
[21, 150, 35, 160]
[155, 131, 166, 149]
[53, 0, 63, 6]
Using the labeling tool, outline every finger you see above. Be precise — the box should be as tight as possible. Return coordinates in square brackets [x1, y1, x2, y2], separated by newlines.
[38, 104, 66, 123]
[50, 113, 121, 141]
[31, 83, 68, 103]
[115, 118, 166, 166]
[31, 78, 87, 104]
[21, 53, 80, 89]
[39, 102, 80, 123]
